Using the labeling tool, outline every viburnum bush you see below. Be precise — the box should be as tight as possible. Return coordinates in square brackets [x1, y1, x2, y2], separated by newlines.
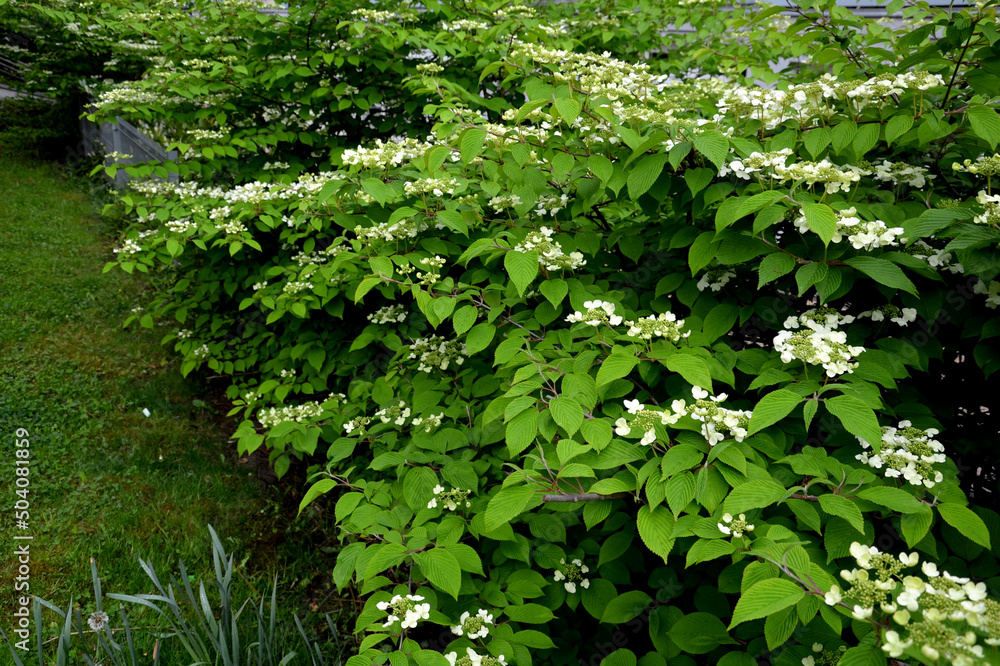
[49, 0, 1000, 663]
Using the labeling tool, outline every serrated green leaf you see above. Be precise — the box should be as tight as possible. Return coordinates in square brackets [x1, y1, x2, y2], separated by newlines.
[505, 250, 539, 296]
[748, 389, 801, 435]
[729, 579, 804, 629]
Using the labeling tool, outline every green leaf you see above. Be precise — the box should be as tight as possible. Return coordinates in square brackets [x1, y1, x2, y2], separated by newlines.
[466, 323, 496, 356]
[664, 354, 712, 389]
[852, 123, 880, 157]
[688, 231, 720, 274]
[581, 419, 613, 449]
[724, 479, 787, 514]
[415, 548, 461, 599]
[597, 350, 639, 386]
[554, 98, 583, 124]
[900, 508, 934, 548]
[818, 494, 864, 534]
[693, 130, 729, 170]
[637, 505, 675, 563]
[505, 250, 539, 296]
[938, 503, 992, 548]
[627, 154, 668, 200]
[460, 128, 487, 163]
[729, 578, 804, 629]
[436, 210, 468, 236]
[505, 408, 539, 456]
[802, 203, 837, 245]
[589, 155, 613, 183]
[968, 104, 1000, 149]
[803, 127, 831, 159]
[824, 395, 882, 450]
[670, 613, 737, 654]
[453, 305, 478, 335]
[856, 486, 924, 514]
[505, 603, 555, 624]
[885, 115, 914, 145]
[758, 252, 796, 288]
[600, 649, 636, 666]
[684, 167, 714, 195]
[844, 256, 917, 295]
[747, 389, 801, 435]
[601, 591, 652, 624]
[511, 630, 556, 649]
[539, 278, 568, 306]
[550, 397, 584, 437]
[660, 443, 704, 476]
[764, 606, 798, 652]
[485, 485, 535, 533]
[361, 178, 391, 205]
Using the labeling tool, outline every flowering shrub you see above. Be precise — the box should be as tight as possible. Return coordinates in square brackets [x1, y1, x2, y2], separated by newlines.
[30, 0, 1000, 663]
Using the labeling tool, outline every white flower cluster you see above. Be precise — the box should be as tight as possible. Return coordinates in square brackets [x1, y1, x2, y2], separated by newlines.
[856, 420, 946, 488]
[343, 415, 371, 436]
[342, 138, 435, 169]
[511, 44, 672, 103]
[793, 205, 906, 250]
[176, 329, 192, 339]
[910, 240, 964, 274]
[566, 300, 622, 327]
[166, 218, 197, 234]
[674, 386, 752, 446]
[187, 128, 227, 142]
[717, 72, 944, 128]
[376, 594, 430, 630]
[258, 402, 323, 428]
[113, 238, 142, 256]
[488, 193, 522, 211]
[450, 609, 493, 639]
[871, 160, 934, 189]
[408, 335, 469, 372]
[354, 217, 430, 243]
[375, 400, 410, 426]
[697, 270, 735, 292]
[775, 309, 866, 378]
[614, 399, 682, 446]
[411, 412, 444, 433]
[440, 19, 490, 31]
[534, 193, 570, 217]
[427, 485, 472, 510]
[404, 177, 458, 197]
[778, 159, 863, 194]
[418, 255, 446, 284]
[718, 512, 754, 538]
[975, 190, 1000, 227]
[624, 312, 690, 342]
[444, 648, 507, 666]
[824, 542, 999, 665]
[367, 305, 407, 324]
[282, 280, 313, 295]
[953, 154, 1000, 177]
[193, 344, 210, 358]
[857, 305, 918, 326]
[513, 227, 586, 271]
[279, 368, 296, 379]
[973, 278, 1000, 309]
[553, 558, 590, 593]
[262, 161, 289, 171]
[718, 148, 793, 179]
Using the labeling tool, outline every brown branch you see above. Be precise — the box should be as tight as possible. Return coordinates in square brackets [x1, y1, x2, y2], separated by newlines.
[542, 492, 632, 503]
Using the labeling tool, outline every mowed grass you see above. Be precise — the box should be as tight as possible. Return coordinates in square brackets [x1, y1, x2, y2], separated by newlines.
[0, 159, 328, 642]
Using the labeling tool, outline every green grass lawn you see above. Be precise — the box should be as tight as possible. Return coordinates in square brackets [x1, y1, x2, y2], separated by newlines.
[0, 159, 351, 661]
